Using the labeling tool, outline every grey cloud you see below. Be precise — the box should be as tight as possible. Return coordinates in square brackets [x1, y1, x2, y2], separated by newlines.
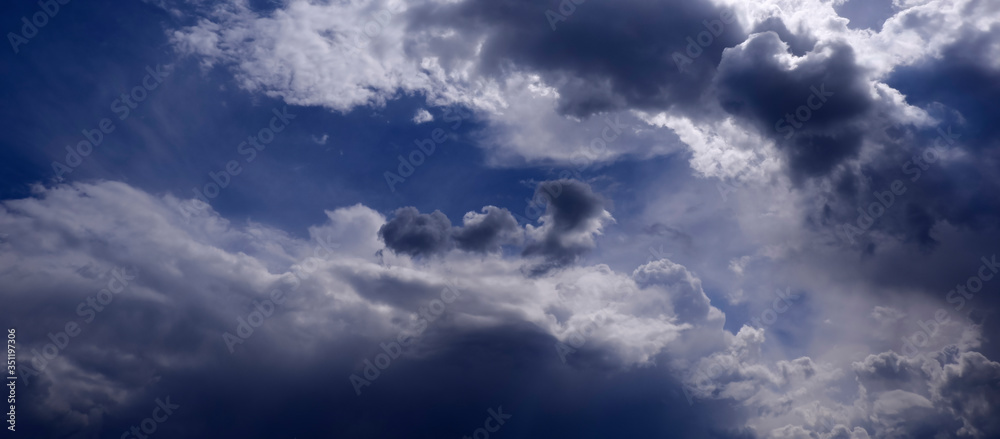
[453, 206, 523, 253]
[413, 0, 748, 117]
[522, 179, 612, 274]
[379, 206, 522, 257]
[934, 351, 1000, 437]
[714, 34, 875, 181]
[378, 207, 454, 257]
[377, 181, 611, 271]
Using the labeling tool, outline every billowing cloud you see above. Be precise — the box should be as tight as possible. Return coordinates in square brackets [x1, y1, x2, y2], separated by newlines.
[1, 181, 748, 437]
[522, 179, 614, 273]
[379, 205, 522, 257]
[453, 206, 523, 253]
[378, 207, 453, 257]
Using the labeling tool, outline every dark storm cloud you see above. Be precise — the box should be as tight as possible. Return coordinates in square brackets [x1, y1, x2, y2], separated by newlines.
[379, 181, 608, 268]
[20, 321, 752, 438]
[523, 179, 609, 273]
[379, 206, 521, 257]
[378, 207, 454, 256]
[535, 180, 605, 233]
[453, 206, 522, 253]
[715, 33, 875, 181]
[411, 0, 748, 117]
[811, 24, 1000, 249]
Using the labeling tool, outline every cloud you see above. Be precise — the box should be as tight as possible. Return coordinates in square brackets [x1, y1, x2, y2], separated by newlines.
[378, 179, 611, 266]
[4, 173, 1000, 439]
[378, 207, 453, 257]
[378, 205, 522, 257]
[453, 206, 523, 253]
[634, 258, 720, 325]
[1, 181, 755, 438]
[423, 0, 748, 117]
[167, 0, 736, 167]
[713, 35, 875, 181]
[412, 108, 434, 124]
[522, 180, 614, 273]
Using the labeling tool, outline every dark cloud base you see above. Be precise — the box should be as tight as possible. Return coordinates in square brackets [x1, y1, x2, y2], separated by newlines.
[17, 324, 749, 438]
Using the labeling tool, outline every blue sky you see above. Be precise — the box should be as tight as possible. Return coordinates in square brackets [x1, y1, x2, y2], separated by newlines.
[3, 0, 1000, 438]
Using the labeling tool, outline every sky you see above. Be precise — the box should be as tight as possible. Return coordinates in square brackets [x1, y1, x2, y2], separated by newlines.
[2, 0, 999, 437]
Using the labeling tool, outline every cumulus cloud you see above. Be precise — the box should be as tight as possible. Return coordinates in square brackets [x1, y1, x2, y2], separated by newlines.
[714, 35, 876, 181]
[376, 179, 613, 268]
[633, 258, 721, 325]
[412, 108, 434, 124]
[378, 205, 522, 257]
[522, 179, 614, 274]
[453, 206, 523, 253]
[378, 207, 454, 257]
[676, 326, 1000, 439]
[2, 181, 758, 437]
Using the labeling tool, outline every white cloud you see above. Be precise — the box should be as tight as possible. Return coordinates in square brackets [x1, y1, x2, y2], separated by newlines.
[412, 108, 434, 124]
[312, 133, 329, 144]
